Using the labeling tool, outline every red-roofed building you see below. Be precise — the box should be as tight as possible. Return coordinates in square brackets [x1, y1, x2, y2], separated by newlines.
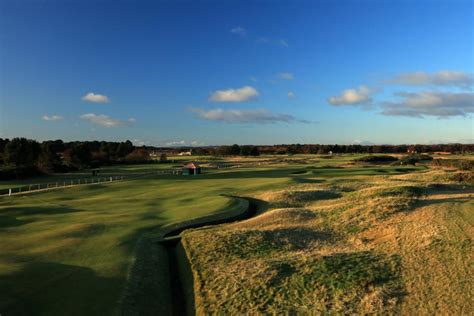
[182, 162, 201, 175]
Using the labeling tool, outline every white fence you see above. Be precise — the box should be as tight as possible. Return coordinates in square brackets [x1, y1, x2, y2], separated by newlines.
[1, 162, 277, 197]
[0, 167, 188, 197]
[0, 175, 125, 196]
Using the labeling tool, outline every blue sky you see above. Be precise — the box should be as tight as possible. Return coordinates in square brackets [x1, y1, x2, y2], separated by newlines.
[1, 0, 473, 146]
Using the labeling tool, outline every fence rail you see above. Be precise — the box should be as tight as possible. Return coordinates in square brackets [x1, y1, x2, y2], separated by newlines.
[0, 175, 126, 196]
[0, 161, 276, 197]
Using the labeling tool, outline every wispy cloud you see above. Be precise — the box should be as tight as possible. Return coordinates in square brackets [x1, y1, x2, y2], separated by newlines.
[188, 107, 309, 124]
[80, 113, 135, 127]
[191, 140, 205, 146]
[352, 139, 375, 145]
[82, 92, 110, 103]
[381, 91, 474, 118]
[278, 39, 288, 47]
[328, 85, 372, 106]
[257, 37, 288, 47]
[388, 71, 473, 89]
[42, 115, 63, 121]
[166, 140, 186, 146]
[209, 86, 259, 102]
[288, 91, 296, 99]
[249, 76, 257, 82]
[230, 26, 246, 37]
[164, 140, 205, 146]
[277, 72, 294, 80]
[133, 139, 151, 146]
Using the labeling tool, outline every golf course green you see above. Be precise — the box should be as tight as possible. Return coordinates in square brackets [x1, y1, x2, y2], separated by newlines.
[0, 156, 432, 315]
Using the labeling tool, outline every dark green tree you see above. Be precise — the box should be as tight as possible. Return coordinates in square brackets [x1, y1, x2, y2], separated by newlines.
[230, 144, 240, 156]
[240, 145, 253, 156]
[69, 143, 92, 169]
[250, 146, 260, 156]
[38, 142, 61, 172]
[116, 140, 134, 158]
[4, 138, 40, 167]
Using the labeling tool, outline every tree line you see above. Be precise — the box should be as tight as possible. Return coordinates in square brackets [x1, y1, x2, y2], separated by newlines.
[192, 143, 473, 156]
[0, 138, 150, 179]
[1, 137, 472, 179]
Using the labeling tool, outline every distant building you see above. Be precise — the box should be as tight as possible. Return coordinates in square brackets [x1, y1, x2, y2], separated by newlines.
[182, 162, 201, 176]
[407, 146, 417, 154]
[178, 151, 192, 156]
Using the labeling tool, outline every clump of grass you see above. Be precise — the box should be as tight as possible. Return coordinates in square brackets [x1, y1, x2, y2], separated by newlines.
[231, 208, 317, 229]
[449, 171, 474, 184]
[191, 226, 331, 260]
[375, 186, 423, 198]
[271, 190, 342, 207]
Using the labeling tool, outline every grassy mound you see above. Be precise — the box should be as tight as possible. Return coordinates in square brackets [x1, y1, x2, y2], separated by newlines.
[181, 165, 473, 314]
[374, 185, 423, 198]
[270, 189, 341, 207]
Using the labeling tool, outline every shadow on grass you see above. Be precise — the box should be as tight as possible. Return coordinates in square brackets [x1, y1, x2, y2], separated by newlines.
[0, 215, 34, 229]
[0, 205, 84, 217]
[292, 177, 326, 184]
[416, 197, 474, 208]
[157, 169, 303, 181]
[0, 261, 123, 316]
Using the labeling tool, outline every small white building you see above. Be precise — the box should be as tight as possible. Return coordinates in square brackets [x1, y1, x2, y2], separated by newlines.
[178, 151, 192, 156]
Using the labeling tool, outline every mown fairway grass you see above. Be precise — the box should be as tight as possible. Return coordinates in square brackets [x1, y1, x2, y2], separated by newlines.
[0, 167, 272, 315]
[0, 157, 323, 315]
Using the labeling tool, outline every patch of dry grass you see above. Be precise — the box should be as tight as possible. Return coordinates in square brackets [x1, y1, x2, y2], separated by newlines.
[181, 165, 474, 314]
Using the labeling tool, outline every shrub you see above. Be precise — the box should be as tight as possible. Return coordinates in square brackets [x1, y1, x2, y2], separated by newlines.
[431, 159, 474, 171]
[399, 154, 432, 165]
[356, 155, 398, 163]
[0, 165, 42, 180]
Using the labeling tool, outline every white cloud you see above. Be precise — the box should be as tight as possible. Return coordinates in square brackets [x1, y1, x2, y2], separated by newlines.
[166, 140, 186, 146]
[191, 140, 205, 146]
[132, 139, 151, 146]
[277, 72, 294, 80]
[288, 91, 296, 99]
[328, 85, 372, 106]
[80, 113, 135, 127]
[381, 91, 474, 118]
[42, 115, 63, 121]
[128, 117, 136, 123]
[230, 26, 246, 37]
[164, 140, 205, 146]
[250, 76, 257, 82]
[209, 86, 259, 102]
[188, 107, 309, 124]
[82, 92, 110, 103]
[389, 71, 473, 89]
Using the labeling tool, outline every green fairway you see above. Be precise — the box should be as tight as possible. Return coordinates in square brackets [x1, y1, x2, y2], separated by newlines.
[0, 163, 297, 315]
[0, 156, 441, 315]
